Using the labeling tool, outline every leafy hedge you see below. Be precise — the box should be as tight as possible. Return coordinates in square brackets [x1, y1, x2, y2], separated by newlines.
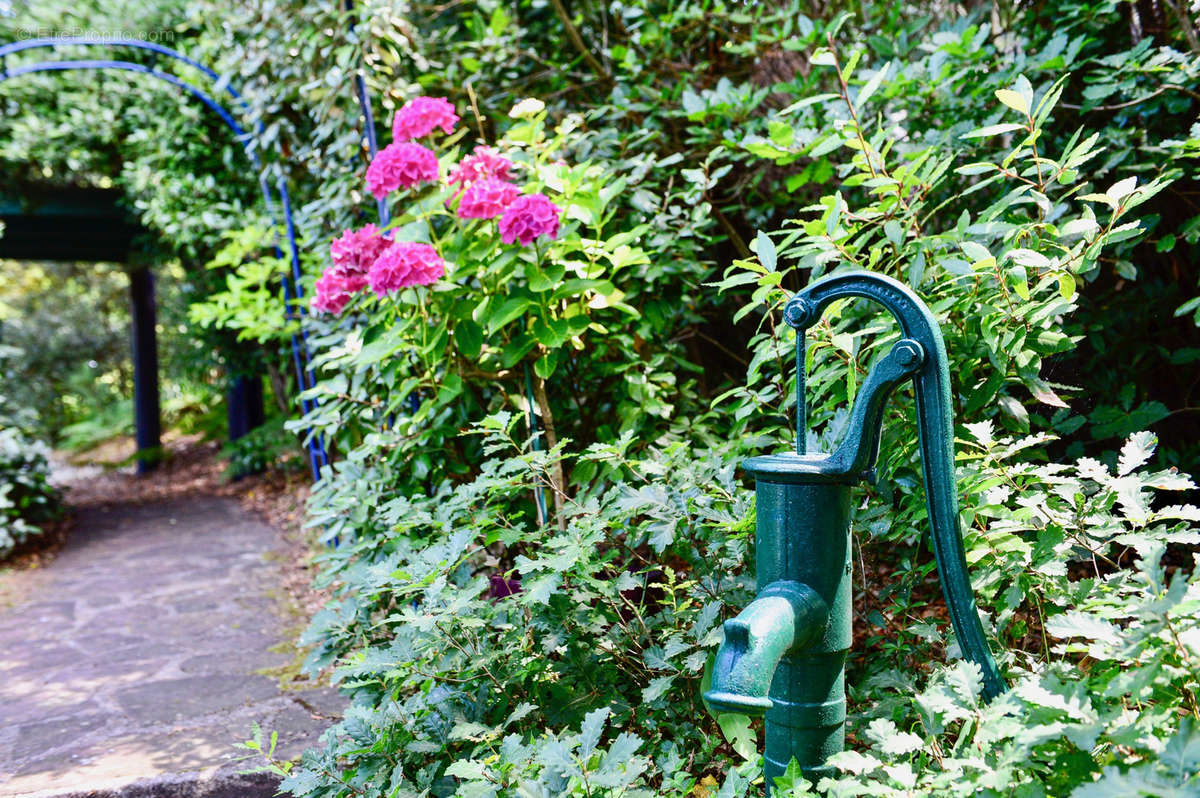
[0, 366, 61, 560]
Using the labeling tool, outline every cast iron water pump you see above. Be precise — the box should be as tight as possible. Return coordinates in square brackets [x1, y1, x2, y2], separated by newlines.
[704, 271, 1005, 789]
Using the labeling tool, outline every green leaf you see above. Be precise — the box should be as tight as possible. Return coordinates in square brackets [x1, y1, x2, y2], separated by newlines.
[642, 675, 674, 703]
[961, 123, 1026, 139]
[810, 48, 836, 66]
[531, 317, 569, 348]
[1107, 176, 1138, 202]
[717, 713, 758, 761]
[960, 241, 991, 262]
[995, 88, 1030, 115]
[1117, 431, 1157, 476]
[864, 718, 924, 756]
[856, 61, 891, 107]
[454, 320, 484, 360]
[486, 297, 532, 333]
[444, 759, 487, 780]
[779, 93, 840, 115]
[599, 732, 643, 777]
[1161, 718, 1200, 780]
[1044, 611, 1120, 646]
[579, 707, 609, 758]
[754, 231, 777, 271]
[489, 4, 509, 35]
[533, 351, 558, 379]
[501, 333, 536, 368]
[809, 133, 844, 157]
[768, 120, 793, 148]
[1009, 248, 1051, 269]
[1058, 273, 1076, 300]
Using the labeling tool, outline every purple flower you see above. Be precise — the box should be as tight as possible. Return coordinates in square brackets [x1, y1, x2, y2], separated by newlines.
[488, 574, 523, 601]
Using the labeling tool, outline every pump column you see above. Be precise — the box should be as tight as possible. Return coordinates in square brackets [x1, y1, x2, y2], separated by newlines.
[746, 462, 854, 790]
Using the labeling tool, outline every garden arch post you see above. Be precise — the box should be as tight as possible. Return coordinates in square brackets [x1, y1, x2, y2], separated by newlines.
[0, 36, 328, 478]
[128, 266, 161, 474]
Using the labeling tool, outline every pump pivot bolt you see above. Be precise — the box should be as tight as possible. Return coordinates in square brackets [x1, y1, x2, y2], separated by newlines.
[783, 298, 816, 329]
[894, 341, 922, 367]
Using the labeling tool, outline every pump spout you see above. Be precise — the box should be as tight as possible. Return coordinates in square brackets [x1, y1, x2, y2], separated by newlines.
[705, 581, 828, 715]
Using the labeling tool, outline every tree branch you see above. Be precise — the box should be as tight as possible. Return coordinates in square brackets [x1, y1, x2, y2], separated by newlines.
[548, 0, 612, 86]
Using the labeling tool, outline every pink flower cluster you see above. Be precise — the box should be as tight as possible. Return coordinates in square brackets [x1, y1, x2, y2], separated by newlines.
[499, 194, 562, 245]
[368, 242, 445, 296]
[314, 96, 568, 316]
[392, 96, 459, 141]
[312, 267, 366, 316]
[313, 230, 446, 315]
[445, 146, 560, 238]
[458, 178, 521, 220]
[364, 96, 461, 202]
[448, 146, 514, 190]
[366, 142, 439, 200]
[330, 224, 390, 274]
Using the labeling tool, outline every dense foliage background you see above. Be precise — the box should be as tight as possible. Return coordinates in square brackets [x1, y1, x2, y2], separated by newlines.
[1, 0, 1199, 795]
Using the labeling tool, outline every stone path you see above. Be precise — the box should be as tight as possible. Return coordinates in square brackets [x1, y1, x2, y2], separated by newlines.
[0, 497, 342, 797]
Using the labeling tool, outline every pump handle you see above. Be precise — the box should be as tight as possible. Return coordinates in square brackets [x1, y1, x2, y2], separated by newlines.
[783, 270, 1005, 700]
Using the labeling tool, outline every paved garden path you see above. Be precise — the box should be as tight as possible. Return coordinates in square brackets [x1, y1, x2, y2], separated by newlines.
[0, 497, 342, 797]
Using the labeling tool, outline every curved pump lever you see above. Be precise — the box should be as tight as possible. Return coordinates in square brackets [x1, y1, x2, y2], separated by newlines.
[784, 271, 1006, 700]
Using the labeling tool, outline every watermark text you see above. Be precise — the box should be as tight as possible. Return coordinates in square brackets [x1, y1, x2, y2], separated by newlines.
[16, 27, 176, 43]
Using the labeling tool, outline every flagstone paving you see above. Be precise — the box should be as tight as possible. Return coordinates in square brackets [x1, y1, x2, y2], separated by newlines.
[0, 497, 341, 797]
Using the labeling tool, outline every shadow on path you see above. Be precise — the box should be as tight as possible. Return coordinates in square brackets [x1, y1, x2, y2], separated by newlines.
[0, 497, 341, 797]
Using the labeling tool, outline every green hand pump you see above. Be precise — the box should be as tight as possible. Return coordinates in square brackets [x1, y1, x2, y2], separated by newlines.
[704, 271, 1005, 788]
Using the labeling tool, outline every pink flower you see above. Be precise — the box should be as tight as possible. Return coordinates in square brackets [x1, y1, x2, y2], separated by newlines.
[457, 178, 521, 220]
[392, 96, 459, 141]
[368, 242, 445, 296]
[330, 224, 390, 275]
[311, 267, 367, 315]
[366, 142, 438, 199]
[447, 146, 515, 190]
[498, 193, 562, 246]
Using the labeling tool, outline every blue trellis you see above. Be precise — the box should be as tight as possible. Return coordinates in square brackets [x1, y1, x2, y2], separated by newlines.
[0, 36, 329, 478]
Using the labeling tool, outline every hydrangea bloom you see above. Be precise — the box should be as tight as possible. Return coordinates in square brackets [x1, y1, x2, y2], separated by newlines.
[366, 142, 438, 199]
[330, 224, 390, 275]
[447, 146, 515, 190]
[368, 242, 445, 296]
[311, 267, 367, 315]
[457, 177, 521, 220]
[392, 96, 458, 141]
[498, 193, 562, 246]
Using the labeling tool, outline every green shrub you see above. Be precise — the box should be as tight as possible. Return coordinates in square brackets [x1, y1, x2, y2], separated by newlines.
[242, 65, 1200, 795]
[222, 416, 308, 479]
[0, 426, 61, 561]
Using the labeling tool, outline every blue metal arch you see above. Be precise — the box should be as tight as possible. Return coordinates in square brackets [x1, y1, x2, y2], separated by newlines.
[0, 37, 328, 478]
